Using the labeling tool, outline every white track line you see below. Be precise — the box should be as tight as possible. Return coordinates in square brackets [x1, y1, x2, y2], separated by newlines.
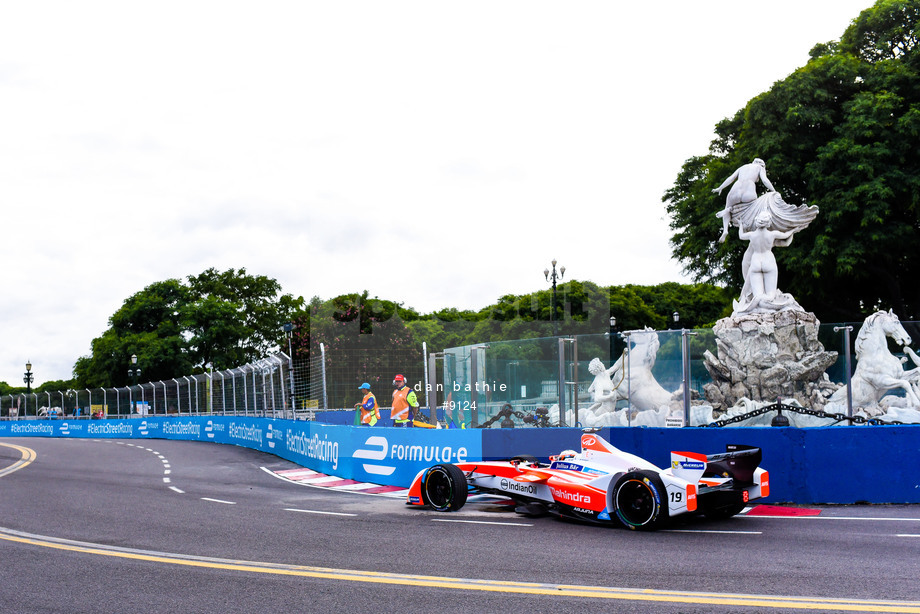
[201, 497, 236, 505]
[431, 519, 532, 527]
[284, 508, 357, 517]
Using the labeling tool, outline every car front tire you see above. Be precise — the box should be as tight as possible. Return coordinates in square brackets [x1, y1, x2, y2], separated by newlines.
[421, 464, 468, 512]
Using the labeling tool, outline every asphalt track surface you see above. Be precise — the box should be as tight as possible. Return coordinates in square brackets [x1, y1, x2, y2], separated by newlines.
[1, 437, 918, 614]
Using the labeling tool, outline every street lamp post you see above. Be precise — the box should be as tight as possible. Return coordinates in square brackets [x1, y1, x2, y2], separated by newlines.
[23, 361, 34, 417]
[543, 259, 565, 337]
[672, 311, 680, 330]
[128, 354, 141, 415]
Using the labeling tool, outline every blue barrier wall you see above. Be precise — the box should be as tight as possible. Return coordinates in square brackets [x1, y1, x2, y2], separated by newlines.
[481, 426, 920, 504]
[0, 417, 481, 489]
[1, 417, 918, 504]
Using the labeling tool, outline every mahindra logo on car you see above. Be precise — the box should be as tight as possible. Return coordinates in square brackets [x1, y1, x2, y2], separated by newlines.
[583, 436, 597, 446]
[551, 487, 591, 504]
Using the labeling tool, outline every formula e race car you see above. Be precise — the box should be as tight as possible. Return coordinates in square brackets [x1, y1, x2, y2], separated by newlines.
[406, 432, 769, 530]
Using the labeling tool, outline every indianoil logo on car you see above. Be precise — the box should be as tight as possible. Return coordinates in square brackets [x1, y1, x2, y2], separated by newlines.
[499, 478, 537, 494]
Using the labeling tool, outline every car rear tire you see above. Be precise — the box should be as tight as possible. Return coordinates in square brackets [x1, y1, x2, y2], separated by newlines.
[421, 464, 468, 512]
[612, 471, 667, 530]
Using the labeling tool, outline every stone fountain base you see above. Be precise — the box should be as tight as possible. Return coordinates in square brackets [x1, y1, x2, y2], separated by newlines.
[702, 310, 838, 412]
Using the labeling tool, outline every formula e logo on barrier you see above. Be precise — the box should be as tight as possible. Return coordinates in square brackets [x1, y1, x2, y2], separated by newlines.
[266, 424, 277, 449]
[139, 421, 149, 436]
[205, 421, 215, 439]
[353, 436, 396, 476]
[60, 422, 70, 436]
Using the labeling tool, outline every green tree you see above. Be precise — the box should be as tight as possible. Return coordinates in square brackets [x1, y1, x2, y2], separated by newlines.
[36, 380, 76, 395]
[185, 268, 304, 367]
[73, 269, 302, 387]
[664, 0, 920, 321]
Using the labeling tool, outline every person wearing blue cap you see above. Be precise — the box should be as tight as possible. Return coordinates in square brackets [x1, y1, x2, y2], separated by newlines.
[355, 383, 380, 426]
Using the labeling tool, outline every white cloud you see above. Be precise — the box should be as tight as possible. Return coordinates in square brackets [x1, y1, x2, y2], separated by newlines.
[0, 0, 872, 384]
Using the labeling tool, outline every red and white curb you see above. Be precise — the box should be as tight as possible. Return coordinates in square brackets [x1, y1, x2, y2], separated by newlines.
[262, 467, 410, 499]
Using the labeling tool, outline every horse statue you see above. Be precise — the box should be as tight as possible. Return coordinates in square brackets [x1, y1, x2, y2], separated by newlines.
[567, 329, 681, 428]
[828, 309, 920, 414]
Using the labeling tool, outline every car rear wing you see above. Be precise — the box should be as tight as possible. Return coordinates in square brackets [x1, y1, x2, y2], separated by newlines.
[703, 445, 763, 485]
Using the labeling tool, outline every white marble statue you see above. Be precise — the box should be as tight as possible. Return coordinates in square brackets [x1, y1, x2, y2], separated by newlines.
[616, 329, 675, 411]
[712, 158, 820, 316]
[734, 211, 803, 314]
[558, 330, 682, 428]
[582, 357, 622, 417]
[713, 158, 776, 243]
[713, 159, 819, 243]
[827, 310, 920, 415]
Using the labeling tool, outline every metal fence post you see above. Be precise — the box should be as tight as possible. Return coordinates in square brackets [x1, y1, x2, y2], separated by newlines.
[272, 355, 286, 417]
[280, 350, 294, 414]
[320, 343, 328, 410]
[219, 371, 226, 415]
[253, 366, 260, 416]
[428, 351, 443, 425]
[240, 367, 248, 415]
[180, 376, 190, 414]
[231, 370, 238, 415]
[470, 345, 488, 427]
[681, 328, 697, 426]
[557, 338, 567, 427]
[267, 359, 277, 418]
[617, 332, 633, 427]
[422, 342, 429, 412]
[834, 325, 854, 418]
[571, 337, 578, 421]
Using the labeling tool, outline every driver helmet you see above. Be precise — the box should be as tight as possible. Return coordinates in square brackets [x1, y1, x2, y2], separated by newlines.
[555, 449, 578, 462]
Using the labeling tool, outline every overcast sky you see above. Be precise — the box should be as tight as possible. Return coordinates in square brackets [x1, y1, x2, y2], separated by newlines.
[2, 1, 873, 385]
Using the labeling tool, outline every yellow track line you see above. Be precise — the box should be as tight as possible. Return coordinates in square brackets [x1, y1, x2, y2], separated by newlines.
[0, 527, 918, 612]
[0, 443, 36, 477]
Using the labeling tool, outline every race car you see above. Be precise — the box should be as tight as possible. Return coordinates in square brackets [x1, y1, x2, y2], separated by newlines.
[406, 431, 769, 530]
